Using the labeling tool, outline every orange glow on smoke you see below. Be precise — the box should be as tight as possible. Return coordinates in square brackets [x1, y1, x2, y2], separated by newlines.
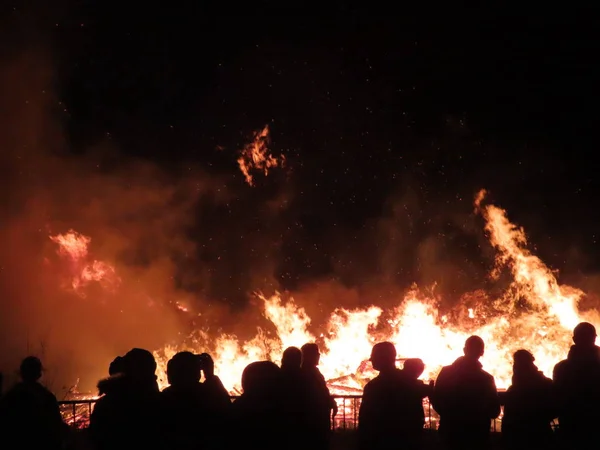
[50, 230, 121, 297]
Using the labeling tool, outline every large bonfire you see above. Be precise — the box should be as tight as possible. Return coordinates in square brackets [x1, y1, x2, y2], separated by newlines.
[49, 189, 599, 397]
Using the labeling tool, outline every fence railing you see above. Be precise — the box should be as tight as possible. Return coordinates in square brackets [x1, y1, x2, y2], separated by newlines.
[59, 400, 97, 429]
[59, 395, 506, 431]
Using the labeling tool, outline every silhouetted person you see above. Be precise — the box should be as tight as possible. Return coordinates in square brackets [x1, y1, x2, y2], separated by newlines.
[359, 343, 424, 450]
[280, 346, 309, 449]
[403, 358, 434, 435]
[231, 361, 284, 447]
[198, 353, 230, 413]
[403, 358, 425, 379]
[404, 358, 433, 398]
[161, 351, 211, 450]
[98, 355, 126, 396]
[89, 348, 165, 450]
[301, 343, 337, 450]
[502, 350, 555, 450]
[0, 356, 65, 450]
[553, 322, 600, 448]
[109, 356, 125, 376]
[432, 336, 500, 450]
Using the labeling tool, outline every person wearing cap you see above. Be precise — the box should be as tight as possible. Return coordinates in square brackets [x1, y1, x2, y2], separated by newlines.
[359, 342, 424, 450]
[502, 349, 555, 450]
[0, 356, 65, 450]
[431, 335, 500, 450]
[553, 322, 600, 447]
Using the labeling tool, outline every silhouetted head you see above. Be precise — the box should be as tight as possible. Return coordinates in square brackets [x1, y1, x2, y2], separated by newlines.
[282, 346, 302, 370]
[167, 351, 201, 387]
[511, 349, 538, 382]
[573, 322, 597, 347]
[512, 349, 535, 372]
[123, 348, 157, 381]
[370, 342, 397, 372]
[241, 361, 281, 396]
[513, 349, 534, 365]
[463, 335, 485, 360]
[108, 356, 125, 376]
[301, 343, 320, 367]
[20, 356, 43, 383]
[403, 358, 425, 379]
[197, 352, 214, 370]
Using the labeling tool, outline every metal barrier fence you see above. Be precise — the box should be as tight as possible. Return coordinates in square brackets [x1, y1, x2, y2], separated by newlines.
[59, 400, 97, 429]
[59, 396, 505, 431]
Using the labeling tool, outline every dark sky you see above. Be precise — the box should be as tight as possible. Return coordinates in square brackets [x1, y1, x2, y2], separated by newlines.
[3, 3, 600, 306]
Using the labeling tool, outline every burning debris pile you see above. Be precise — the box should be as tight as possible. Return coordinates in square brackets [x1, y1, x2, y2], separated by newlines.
[48, 190, 598, 399]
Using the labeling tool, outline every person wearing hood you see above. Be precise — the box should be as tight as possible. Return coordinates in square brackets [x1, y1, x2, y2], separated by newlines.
[553, 322, 600, 447]
[431, 335, 500, 450]
[502, 350, 555, 450]
[88, 348, 165, 450]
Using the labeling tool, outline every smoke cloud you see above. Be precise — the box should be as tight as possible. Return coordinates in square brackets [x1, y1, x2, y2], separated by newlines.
[0, 48, 233, 392]
[0, 46, 491, 394]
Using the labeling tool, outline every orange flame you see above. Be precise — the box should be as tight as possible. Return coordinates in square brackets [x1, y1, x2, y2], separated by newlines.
[237, 125, 285, 186]
[50, 230, 91, 262]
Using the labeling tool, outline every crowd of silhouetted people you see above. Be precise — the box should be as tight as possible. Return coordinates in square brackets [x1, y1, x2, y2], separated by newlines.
[0, 322, 599, 450]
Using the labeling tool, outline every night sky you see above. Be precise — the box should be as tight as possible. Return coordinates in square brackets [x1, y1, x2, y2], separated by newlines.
[2, 4, 600, 308]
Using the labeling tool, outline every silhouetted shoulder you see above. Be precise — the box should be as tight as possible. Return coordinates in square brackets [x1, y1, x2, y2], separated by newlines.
[362, 377, 380, 394]
[434, 364, 452, 383]
[552, 359, 567, 378]
[482, 369, 496, 383]
[438, 364, 452, 375]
